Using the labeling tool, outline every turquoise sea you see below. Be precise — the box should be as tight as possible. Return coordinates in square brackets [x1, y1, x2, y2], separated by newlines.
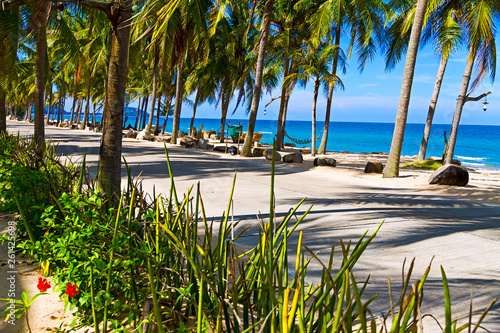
[53, 110, 500, 169]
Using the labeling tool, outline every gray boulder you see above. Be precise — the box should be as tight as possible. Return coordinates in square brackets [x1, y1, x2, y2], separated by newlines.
[136, 129, 152, 141]
[253, 147, 266, 157]
[283, 152, 303, 163]
[126, 129, 137, 138]
[185, 142, 197, 149]
[197, 138, 209, 149]
[364, 161, 384, 174]
[429, 164, 469, 186]
[313, 158, 336, 167]
[265, 149, 281, 161]
[180, 135, 197, 146]
[228, 146, 238, 155]
[203, 130, 216, 139]
[213, 146, 227, 152]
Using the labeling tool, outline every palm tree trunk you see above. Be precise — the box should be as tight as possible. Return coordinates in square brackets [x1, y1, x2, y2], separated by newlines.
[311, 79, 319, 156]
[417, 55, 448, 161]
[318, 24, 341, 155]
[45, 75, 53, 125]
[97, 5, 132, 201]
[241, 0, 275, 157]
[80, 72, 92, 130]
[161, 95, 173, 135]
[220, 92, 230, 144]
[58, 69, 65, 124]
[444, 54, 474, 165]
[280, 81, 295, 144]
[92, 103, 97, 128]
[145, 43, 160, 135]
[171, 57, 185, 144]
[0, 91, 6, 133]
[154, 92, 162, 135]
[134, 97, 141, 130]
[189, 89, 201, 136]
[137, 96, 147, 130]
[25, 101, 30, 120]
[76, 98, 83, 125]
[383, 0, 428, 178]
[34, 2, 50, 141]
[69, 76, 79, 125]
[276, 56, 290, 150]
[142, 94, 149, 130]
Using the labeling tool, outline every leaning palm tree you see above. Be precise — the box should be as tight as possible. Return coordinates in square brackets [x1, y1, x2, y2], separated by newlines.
[270, 0, 314, 150]
[444, 0, 496, 164]
[385, 0, 463, 161]
[383, 0, 429, 178]
[242, 0, 275, 157]
[417, 3, 462, 160]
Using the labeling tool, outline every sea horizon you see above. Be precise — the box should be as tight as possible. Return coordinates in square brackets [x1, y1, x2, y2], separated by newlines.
[42, 110, 500, 170]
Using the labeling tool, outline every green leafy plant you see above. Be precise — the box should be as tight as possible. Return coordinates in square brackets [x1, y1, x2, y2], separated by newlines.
[402, 158, 443, 170]
[1, 289, 48, 333]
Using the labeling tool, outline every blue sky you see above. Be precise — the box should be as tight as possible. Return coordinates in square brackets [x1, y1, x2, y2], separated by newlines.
[188, 44, 499, 126]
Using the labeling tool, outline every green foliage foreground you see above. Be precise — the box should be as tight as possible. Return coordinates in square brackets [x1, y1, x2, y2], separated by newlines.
[0, 133, 497, 332]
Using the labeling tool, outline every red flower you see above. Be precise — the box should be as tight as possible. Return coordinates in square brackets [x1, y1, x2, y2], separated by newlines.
[37, 277, 51, 292]
[65, 283, 80, 298]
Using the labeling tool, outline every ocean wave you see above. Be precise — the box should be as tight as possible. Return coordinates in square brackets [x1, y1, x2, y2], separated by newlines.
[456, 155, 486, 161]
[461, 162, 486, 167]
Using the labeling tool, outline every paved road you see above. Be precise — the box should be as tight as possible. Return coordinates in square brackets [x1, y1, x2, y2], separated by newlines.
[7, 120, 500, 332]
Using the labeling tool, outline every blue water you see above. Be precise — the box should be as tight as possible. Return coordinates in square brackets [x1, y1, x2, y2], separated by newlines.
[49, 110, 500, 169]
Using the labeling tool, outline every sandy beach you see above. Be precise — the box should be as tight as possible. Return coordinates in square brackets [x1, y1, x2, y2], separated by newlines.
[1, 119, 500, 332]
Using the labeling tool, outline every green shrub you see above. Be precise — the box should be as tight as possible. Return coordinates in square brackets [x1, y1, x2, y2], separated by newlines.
[402, 158, 443, 170]
[0, 133, 78, 238]
[2, 137, 497, 332]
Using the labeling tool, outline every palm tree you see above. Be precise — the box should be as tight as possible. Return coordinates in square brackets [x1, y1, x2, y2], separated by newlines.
[285, 43, 341, 156]
[384, 0, 462, 161]
[32, 2, 51, 141]
[242, 0, 275, 157]
[269, 0, 314, 150]
[383, 0, 429, 178]
[0, 6, 20, 133]
[144, 41, 160, 135]
[444, 0, 496, 164]
[141, 0, 211, 144]
[311, 0, 386, 155]
[417, 4, 461, 160]
[3, 0, 133, 199]
[212, 3, 256, 143]
[185, 63, 216, 136]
